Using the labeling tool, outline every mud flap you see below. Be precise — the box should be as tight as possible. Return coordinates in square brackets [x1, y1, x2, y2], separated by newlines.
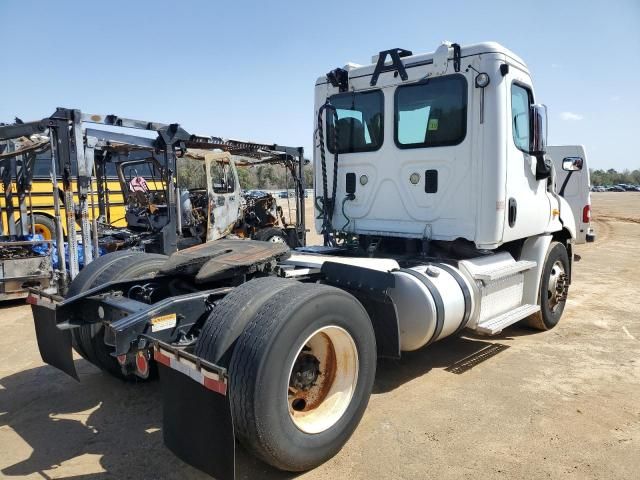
[158, 363, 235, 480]
[31, 303, 79, 381]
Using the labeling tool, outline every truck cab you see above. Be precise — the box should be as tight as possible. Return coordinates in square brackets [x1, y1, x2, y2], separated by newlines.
[313, 42, 573, 250]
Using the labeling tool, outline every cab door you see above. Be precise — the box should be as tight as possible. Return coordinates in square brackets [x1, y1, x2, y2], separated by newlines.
[502, 76, 551, 242]
[205, 152, 241, 241]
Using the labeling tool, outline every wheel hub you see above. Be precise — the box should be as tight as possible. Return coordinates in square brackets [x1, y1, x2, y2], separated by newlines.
[547, 261, 568, 312]
[290, 352, 321, 391]
[286, 326, 359, 434]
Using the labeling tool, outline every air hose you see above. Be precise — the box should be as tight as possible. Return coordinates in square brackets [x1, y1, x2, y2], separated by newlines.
[316, 101, 340, 246]
[341, 193, 355, 231]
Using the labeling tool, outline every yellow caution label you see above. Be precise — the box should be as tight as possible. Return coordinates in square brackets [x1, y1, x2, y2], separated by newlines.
[151, 313, 177, 332]
[428, 118, 439, 131]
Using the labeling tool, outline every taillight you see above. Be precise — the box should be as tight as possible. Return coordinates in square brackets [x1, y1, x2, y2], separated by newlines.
[582, 205, 591, 223]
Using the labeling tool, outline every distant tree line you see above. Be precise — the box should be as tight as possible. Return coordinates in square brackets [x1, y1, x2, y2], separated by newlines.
[177, 157, 314, 191]
[238, 164, 314, 190]
[590, 168, 640, 186]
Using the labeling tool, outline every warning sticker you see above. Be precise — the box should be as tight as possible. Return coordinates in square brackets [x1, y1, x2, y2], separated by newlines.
[428, 118, 439, 131]
[151, 313, 177, 332]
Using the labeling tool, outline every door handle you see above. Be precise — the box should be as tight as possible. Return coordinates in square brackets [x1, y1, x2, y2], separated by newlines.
[508, 197, 517, 227]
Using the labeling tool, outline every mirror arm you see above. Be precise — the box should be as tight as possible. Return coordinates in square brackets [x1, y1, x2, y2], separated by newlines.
[535, 154, 551, 181]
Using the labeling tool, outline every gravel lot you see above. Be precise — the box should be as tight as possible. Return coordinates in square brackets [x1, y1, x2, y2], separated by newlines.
[0, 193, 638, 479]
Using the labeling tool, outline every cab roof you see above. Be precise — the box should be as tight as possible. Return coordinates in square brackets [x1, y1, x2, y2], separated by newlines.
[317, 41, 527, 86]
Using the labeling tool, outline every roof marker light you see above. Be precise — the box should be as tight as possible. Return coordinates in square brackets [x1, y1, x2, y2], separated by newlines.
[475, 72, 490, 88]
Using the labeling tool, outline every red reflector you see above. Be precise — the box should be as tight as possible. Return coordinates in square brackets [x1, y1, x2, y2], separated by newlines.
[26, 295, 38, 305]
[583, 205, 591, 223]
[117, 354, 127, 365]
[153, 349, 171, 367]
[203, 376, 228, 396]
[136, 352, 149, 376]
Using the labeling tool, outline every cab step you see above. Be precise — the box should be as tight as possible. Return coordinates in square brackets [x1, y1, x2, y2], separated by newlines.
[472, 260, 536, 283]
[475, 304, 540, 334]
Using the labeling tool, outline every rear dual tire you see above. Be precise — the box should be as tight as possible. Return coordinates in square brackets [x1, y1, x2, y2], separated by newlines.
[67, 251, 167, 380]
[195, 278, 377, 472]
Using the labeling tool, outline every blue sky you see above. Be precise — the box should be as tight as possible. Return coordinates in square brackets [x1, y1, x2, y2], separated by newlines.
[1, 0, 638, 170]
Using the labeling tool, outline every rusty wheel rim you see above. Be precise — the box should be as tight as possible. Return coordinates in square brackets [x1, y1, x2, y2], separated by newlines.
[34, 223, 53, 240]
[287, 326, 359, 434]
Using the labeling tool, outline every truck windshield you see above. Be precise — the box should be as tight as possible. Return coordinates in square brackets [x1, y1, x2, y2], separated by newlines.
[395, 75, 467, 148]
[326, 90, 383, 154]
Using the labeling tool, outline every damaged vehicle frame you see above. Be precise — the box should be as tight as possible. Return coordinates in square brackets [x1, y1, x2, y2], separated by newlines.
[111, 139, 307, 249]
[0, 108, 306, 293]
[92, 126, 307, 252]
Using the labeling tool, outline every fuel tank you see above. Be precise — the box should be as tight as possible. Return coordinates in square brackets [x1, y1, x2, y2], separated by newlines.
[388, 264, 475, 351]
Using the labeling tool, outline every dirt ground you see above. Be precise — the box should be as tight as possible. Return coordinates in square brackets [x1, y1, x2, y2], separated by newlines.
[0, 193, 638, 480]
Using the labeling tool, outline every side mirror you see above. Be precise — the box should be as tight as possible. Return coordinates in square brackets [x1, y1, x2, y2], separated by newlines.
[529, 104, 547, 155]
[562, 156, 584, 171]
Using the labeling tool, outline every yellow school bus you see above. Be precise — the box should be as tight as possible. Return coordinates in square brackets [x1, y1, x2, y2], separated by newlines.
[0, 151, 127, 238]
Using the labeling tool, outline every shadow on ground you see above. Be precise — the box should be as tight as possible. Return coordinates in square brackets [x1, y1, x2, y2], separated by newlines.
[0, 359, 297, 480]
[0, 298, 30, 309]
[0, 325, 526, 479]
[372, 326, 526, 393]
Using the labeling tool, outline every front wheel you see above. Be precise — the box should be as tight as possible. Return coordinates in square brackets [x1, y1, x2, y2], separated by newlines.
[253, 227, 290, 245]
[228, 283, 376, 471]
[526, 241, 570, 330]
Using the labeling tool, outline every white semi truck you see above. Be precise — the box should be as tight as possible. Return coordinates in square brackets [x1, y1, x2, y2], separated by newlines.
[29, 41, 593, 479]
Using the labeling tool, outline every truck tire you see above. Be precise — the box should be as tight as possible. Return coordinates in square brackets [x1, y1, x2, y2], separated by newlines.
[194, 277, 301, 367]
[253, 227, 289, 245]
[17, 213, 57, 240]
[526, 241, 570, 331]
[68, 251, 168, 379]
[66, 250, 141, 298]
[66, 250, 143, 364]
[228, 283, 376, 471]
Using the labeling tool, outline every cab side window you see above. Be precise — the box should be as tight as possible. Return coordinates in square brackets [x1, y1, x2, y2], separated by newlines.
[511, 84, 532, 152]
[210, 161, 235, 194]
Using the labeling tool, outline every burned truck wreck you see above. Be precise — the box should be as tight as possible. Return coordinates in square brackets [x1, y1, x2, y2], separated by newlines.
[115, 144, 305, 249]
